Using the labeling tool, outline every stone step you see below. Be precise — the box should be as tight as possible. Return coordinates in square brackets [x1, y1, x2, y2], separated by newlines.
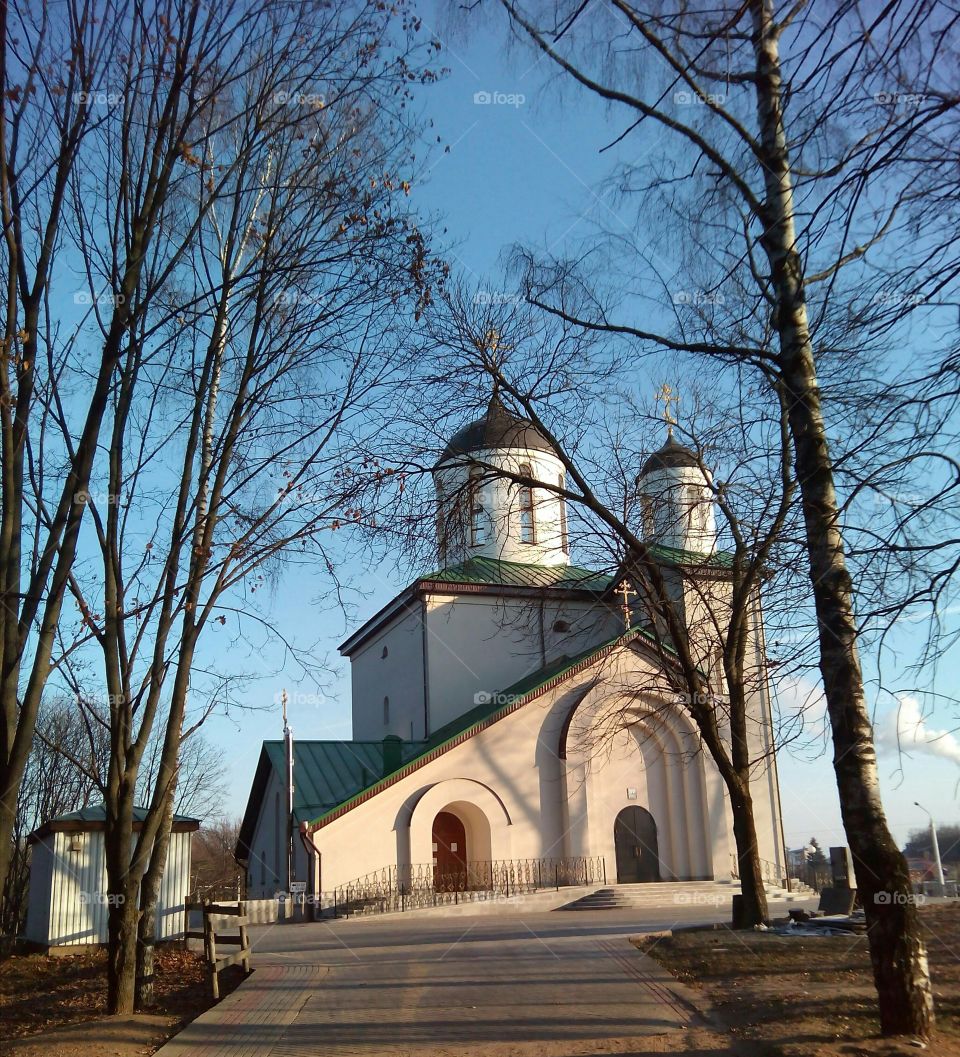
[558, 882, 808, 911]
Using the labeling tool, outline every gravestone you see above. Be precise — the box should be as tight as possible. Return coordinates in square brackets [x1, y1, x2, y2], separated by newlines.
[818, 886, 857, 915]
[830, 846, 854, 888]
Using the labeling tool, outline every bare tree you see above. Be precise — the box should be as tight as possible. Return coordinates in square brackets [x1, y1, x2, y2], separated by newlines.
[474, 0, 959, 1035]
[190, 817, 243, 899]
[0, 0, 126, 924]
[43, 0, 442, 1012]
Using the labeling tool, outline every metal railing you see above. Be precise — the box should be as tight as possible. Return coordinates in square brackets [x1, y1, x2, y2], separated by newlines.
[729, 853, 787, 887]
[332, 856, 606, 917]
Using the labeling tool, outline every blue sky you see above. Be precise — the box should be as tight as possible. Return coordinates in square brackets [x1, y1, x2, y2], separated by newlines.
[205, 2, 960, 852]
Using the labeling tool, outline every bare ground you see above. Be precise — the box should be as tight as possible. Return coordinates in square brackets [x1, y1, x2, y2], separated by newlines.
[633, 902, 960, 1057]
[0, 946, 245, 1057]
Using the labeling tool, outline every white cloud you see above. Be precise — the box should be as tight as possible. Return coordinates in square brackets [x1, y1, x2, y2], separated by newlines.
[773, 675, 828, 724]
[877, 696, 960, 766]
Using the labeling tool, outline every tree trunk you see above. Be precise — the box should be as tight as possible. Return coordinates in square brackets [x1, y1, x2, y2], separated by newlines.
[107, 893, 140, 1015]
[750, 0, 933, 1036]
[729, 782, 769, 927]
[781, 350, 934, 1036]
[136, 794, 175, 1008]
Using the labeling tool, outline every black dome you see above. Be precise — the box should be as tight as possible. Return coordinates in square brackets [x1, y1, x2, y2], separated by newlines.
[639, 433, 699, 476]
[436, 394, 554, 466]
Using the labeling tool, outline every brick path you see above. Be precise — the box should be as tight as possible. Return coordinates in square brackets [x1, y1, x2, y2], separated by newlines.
[154, 911, 708, 1057]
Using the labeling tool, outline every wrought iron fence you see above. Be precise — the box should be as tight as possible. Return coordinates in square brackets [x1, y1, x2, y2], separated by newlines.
[729, 853, 786, 887]
[332, 855, 605, 917]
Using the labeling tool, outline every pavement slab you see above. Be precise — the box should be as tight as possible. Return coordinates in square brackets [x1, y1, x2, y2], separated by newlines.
[155, 909, 719, 1057]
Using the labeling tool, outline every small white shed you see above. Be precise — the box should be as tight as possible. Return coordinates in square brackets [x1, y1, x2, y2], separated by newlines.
[24, 805, 199, 952]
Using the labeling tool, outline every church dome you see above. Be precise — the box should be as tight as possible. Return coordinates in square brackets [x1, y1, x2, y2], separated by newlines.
[436, 393, 554, 467]
[638, 433, 699, 477]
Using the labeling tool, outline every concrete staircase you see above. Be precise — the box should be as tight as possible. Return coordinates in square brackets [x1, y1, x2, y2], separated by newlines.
[557, 879, 810, 911]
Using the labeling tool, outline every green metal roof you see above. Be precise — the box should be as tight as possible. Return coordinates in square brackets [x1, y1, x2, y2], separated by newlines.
[645, 543, 733, 569]
[50, 804, 198, 825]
[261, 739, 428, 823]
[421, 556, 613, 592]
[307, 625, 669, 830]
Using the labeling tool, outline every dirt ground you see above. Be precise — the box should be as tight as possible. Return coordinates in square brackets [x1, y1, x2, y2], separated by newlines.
[0, 946, 245, 1057]
[634, 902, 960, 1057]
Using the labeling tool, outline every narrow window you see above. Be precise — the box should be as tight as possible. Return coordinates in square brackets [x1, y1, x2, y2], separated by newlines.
[640, 495, 655, 538]
[381, 645, 388, 659]
[436, 480, 448, 562]
[383, 695, 390, 725]
[558, 474, 568, 552]
[519, 463, 536, 544]
[469, 467, 487, 545]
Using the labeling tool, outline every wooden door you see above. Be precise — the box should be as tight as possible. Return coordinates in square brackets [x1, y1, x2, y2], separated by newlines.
[614, 806, 660, 884]
[432, 811, 467, 890]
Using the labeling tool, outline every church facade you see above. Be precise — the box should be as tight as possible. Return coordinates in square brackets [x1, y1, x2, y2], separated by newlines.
[237, 398, 787, 899]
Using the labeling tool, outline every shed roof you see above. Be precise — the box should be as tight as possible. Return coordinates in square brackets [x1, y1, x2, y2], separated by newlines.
[29, 804, 200, 844]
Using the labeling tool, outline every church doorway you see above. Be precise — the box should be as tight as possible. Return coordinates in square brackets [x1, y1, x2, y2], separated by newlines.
[614, 806, 660, 884]
[432, 810, 468, 890]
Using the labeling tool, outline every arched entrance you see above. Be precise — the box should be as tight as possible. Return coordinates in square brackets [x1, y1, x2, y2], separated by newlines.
[614, 806, 660, 883]
[432, 810, 468, 890]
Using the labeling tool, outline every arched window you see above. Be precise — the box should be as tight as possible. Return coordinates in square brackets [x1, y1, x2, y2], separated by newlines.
[558, 474, 568, 552]
[518, 463, 536, 544]
[383, 695, 390, 725]
[469, 467, 487, 545]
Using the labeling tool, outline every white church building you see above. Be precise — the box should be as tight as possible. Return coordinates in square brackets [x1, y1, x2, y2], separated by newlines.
[237, 396, 787, 902]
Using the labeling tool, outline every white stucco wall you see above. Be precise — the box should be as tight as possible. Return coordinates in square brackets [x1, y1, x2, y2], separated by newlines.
[639, 463, 717, 554]
[305, 641, 785, 893]
[244, 768, 311, 899]
[424, 593, 620, 733]
[434, 446, 571, 567]
[350, 602, 427, 741]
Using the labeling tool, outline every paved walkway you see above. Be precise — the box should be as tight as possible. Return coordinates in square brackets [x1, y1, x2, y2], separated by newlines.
[155, 909, 716, 1057]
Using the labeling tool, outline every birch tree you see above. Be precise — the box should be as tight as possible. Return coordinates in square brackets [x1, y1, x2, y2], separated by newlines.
[475, 0, 959, 1036]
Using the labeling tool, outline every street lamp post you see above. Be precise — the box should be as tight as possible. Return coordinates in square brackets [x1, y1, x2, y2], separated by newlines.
[914, 801, 945, 893]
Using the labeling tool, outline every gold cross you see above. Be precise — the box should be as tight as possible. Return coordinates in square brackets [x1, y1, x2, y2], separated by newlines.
[617, 580, 636, 630]
[656, 383, 678, 426]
